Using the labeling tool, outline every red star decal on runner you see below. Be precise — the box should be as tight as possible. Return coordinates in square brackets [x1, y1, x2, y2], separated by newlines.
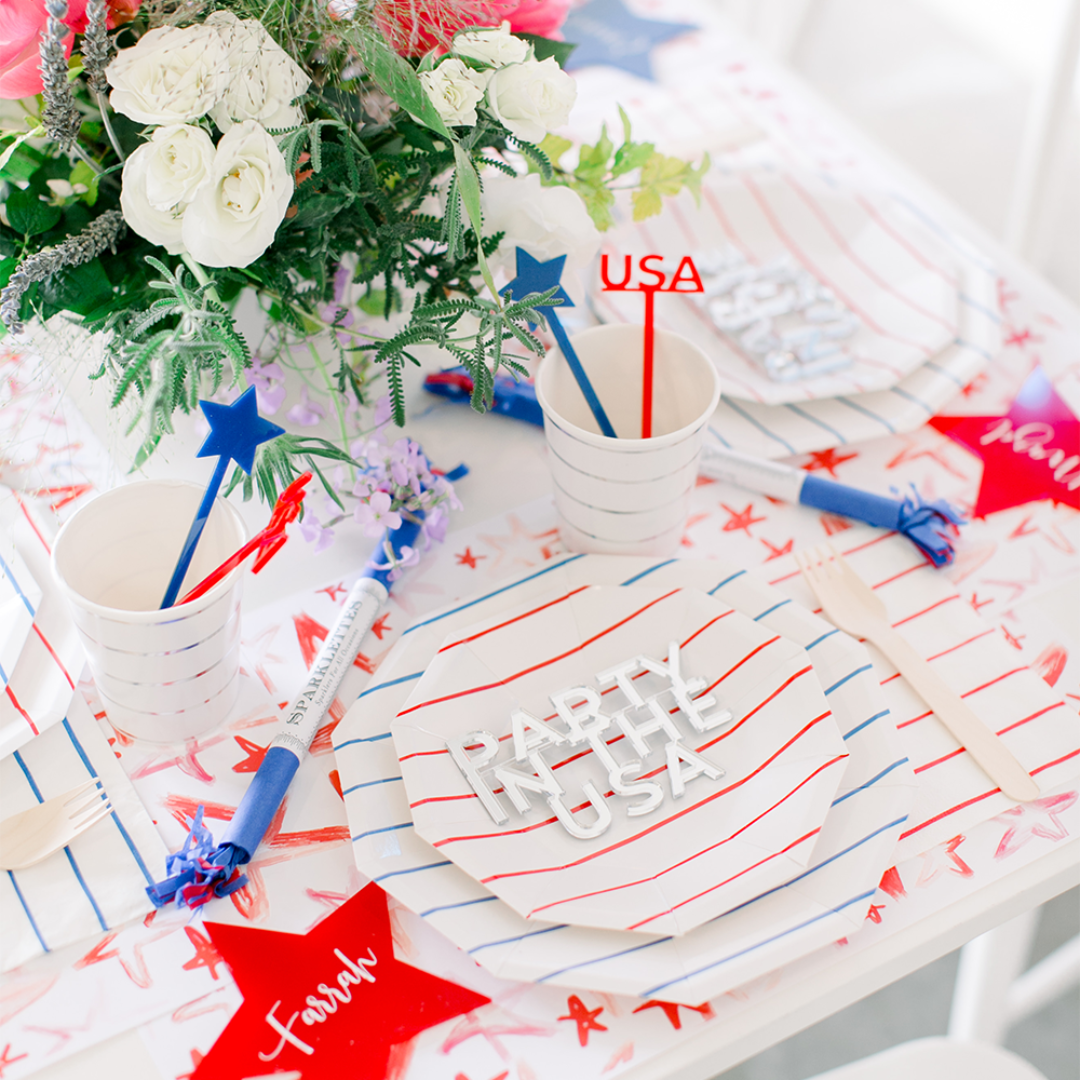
[231, 735, 269, 774]
[993, 792, 1076, 858]
[0, 1044, 29, 1077]
[800, 447, 858, 478]
[181, 927, 223, 980]
[631, 999, 714, 1029]
[455, 546, 486, 569]
[865, 903, 886, 924]
[929, 367, 1080, 516]
[557, 995, 607, 1046]
[191, 884, 488, 1080]
[1003, 326, 1042, 349]
[760, 537, 794, 560]
[370, 613, 392, 640]
[316, 582, 348, 602]
[720, 502, 766, 536]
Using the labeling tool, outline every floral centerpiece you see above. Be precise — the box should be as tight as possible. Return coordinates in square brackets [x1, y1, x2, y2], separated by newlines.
[0, 0, 707, 542]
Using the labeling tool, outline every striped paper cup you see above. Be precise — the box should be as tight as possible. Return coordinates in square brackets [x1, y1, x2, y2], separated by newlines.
[535, 325, 721, 555]
[51, 480, 248, 741]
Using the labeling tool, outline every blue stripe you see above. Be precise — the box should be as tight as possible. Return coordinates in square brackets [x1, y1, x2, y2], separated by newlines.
[890, 386, 933, 414]
[530, 816, 907, 984]
[805, 628, 840, 650]
[958, 292, 1001, 324]
[784, 403, 846, 443]
[469, 922, 568, 955]
[844, 709, 890, 740]
[708, 570, 746, 594]
[956, 337, 994, 363]
[12, 750, 43, 799]
[352, 821, 412, 842]
[62, 718, 154, 886]
[336, 731, 393, 751]
[831, 759, 909, 806]
[620, 560, 676, 585]
[641, 888, 879, 995]
[834, 396, 897, 434]
[420, 895, 497, 917]
[374, 859, 452, 882]
[754, 599, 791, 621]
[924, 360, 964, 388]
[885, 193, 996, 275]
[357, 672, 423, 700]
[6, 870, 48, 953]
[402, 554, 587, 637]
[61, 847, 108, 931]
[342, 775, 402, 795]
[0, 658, 7, 686]
[823, 664, 872, 695]
[722, 399, 798, 455]
[0, 551, 36, 617]
[708, 424, 733, 449]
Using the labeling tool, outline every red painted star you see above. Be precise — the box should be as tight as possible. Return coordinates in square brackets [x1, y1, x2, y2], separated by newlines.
[865, 903, 886, 924]
[760, 537, 794, 560]
[720, 502, 766, 536]
[182, 927, 223, 980]
[0, 1044, 28, 1077]
[558, 995, 607, 1046]
[930, 367, 1080, 517]
[455, 547, 486, 569]
[317, 582, 348, 603]
[370, 613, 392, 640]
[994, 792, 1076, 858]
[800, 447, 857, 478]
[631, 999, 714, 1029]
[231, 735, 269, 774]
[192, 885, 488, 1080]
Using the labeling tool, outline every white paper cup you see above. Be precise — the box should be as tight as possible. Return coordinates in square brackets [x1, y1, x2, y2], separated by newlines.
[535, 325, 721, 556]
[51, 480, 248, 742]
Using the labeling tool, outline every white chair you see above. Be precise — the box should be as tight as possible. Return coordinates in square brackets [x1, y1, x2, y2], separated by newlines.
[804, 1037, 1049, 1080]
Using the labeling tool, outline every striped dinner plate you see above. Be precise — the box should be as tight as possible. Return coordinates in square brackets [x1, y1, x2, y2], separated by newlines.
[335, 554, 915, 1003]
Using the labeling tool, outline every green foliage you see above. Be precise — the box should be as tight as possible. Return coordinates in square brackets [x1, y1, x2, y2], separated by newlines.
[517, 33, 577, 67]
[224, 433, 359, 509]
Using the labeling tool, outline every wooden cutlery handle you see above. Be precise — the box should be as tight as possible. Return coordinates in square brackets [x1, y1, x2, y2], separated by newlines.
[868, 622, 1040, 803]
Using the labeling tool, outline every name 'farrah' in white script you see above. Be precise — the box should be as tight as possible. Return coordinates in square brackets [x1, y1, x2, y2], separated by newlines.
[258, 946, 377, 1061]
[446, 642, 734, 841]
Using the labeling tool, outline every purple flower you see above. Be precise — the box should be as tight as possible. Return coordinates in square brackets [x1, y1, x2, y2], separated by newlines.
[373, 394, 393, 428]
[388, 544, 420, 581]
[299, 516, 336, 553]
[250, 359, 286, 416]
[354, 490, 402, 537]
[422, 504, 448, 545]
[286, 385, 327, 427]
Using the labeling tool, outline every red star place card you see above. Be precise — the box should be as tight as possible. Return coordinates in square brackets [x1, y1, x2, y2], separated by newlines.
[191, 883, 490, 1080]
[930, 366, 1080, 517]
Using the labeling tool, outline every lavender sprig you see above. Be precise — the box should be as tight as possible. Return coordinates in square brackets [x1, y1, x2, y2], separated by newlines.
[0, 210, 126, 334]
[39, 0, 83, 149]
[82, 0, 112, 98]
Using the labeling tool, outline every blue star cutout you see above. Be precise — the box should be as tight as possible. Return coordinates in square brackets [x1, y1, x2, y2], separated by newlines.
[501, 248, 573, 328]
[197, 386, 284, 475]
[561, 0, 698, 81]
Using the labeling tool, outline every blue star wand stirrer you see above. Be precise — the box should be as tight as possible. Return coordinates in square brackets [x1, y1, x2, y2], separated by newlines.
[160, 386, 284, 608]
[504, 248, 618, 438]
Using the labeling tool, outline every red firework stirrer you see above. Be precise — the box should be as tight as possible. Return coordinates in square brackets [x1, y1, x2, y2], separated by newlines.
[177, 472, 313, 605]
[600, 253, 704, 437]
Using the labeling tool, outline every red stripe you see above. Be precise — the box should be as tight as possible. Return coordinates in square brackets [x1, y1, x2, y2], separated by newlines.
[458, 708, 835, 860]
[785, 173, 958, 332]
[31, 625, 75, 689]
[698, 635, 782, 697]
[892, 595, 958, 626]
[741, 174, 932, 357]
[896, 708, 933, 729]
[5, 685, 39, 736]
[962, 668, 1026, 698]
[703, 186, 755, 259]
[766, 532, 899, 587]
[14, 493, 51, 553]
[527, 757, 839, 922]
[871, 562, 929, 590]
[853, 192, 959, 287]
[697, 667, 817, 752]
[899, 746, 1080, 841]
[437, 586, 590, 653]
[397, 589, 683, 719]
[924, 629, 996, 661]
[997, 702, 1065, 734]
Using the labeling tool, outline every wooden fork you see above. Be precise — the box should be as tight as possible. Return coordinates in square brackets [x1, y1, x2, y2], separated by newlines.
[0, 779, 113, 870]
[796, 544, 1039, 803]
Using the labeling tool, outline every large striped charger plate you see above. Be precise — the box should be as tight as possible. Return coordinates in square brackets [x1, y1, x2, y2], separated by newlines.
[391, 583, 850, 937]
[335, 555, 915, 1003]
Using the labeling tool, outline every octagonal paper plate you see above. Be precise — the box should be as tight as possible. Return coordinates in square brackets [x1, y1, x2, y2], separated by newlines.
[391, 584, 847, 936]
[335, 555, 916, 1003]
[594, 170, 960, 405]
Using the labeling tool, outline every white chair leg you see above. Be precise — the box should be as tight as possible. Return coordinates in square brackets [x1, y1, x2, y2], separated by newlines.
[1002, 0, 1080, 258]
[1006, 934, 1080, 1026]
[949, 908, 1039, 1045]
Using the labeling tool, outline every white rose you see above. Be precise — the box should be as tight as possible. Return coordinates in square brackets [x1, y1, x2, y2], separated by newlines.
[205, 12, 311, 133]
[181, 121, 294, 268]
[481, 173, 600, 302]
[486, 57, 576, 144]
[419, 58, 490, 128]
[452, 22, 531, 67]
[120, 124, 216, 254]
[107, 24, 229, 125]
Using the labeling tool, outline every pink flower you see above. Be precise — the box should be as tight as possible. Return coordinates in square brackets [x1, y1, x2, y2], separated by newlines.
[0, 0, 140, 99]
[354, 490, 402, 537]
[504, 0, 570, 38]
